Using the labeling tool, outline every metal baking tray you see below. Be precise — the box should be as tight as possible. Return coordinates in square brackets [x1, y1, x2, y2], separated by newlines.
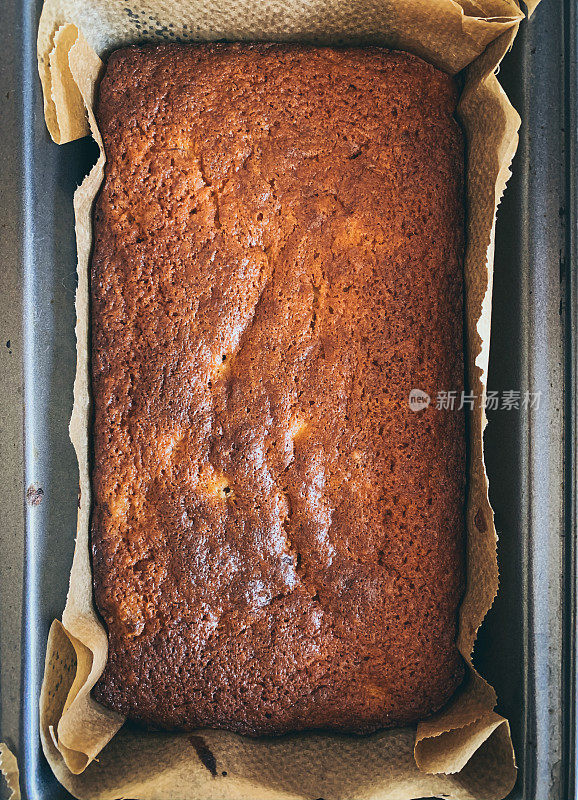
[0, 0, 575, 797]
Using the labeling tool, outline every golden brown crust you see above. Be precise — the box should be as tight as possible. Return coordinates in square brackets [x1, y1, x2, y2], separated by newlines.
[91, 43, 465, 735]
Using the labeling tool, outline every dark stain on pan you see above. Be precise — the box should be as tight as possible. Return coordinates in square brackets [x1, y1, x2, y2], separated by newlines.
[188, 734, 218, 777]
[26, 484, 44, 506]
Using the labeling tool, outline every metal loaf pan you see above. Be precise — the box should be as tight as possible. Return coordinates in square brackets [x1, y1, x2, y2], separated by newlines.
[0, 0, 575, 797]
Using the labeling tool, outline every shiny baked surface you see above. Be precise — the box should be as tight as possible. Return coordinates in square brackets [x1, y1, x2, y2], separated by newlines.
[91, 43, 465, 734]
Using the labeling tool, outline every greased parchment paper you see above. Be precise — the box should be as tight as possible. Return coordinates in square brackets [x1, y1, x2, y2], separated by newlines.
[33, 1, 526, 798]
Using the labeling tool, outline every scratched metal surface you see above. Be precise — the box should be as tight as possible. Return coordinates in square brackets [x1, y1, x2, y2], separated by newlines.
[0, 0, 575, 798]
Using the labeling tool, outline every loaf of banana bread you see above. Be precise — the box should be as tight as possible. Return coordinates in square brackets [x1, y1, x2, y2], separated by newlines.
[91, 42, 466, 734]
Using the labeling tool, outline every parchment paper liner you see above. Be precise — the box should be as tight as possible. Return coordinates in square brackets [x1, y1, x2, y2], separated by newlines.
[0, 744, 20, 800]
[34, 1, 527, 797]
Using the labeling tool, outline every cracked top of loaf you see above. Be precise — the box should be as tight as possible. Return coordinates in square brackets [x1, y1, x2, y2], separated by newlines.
[91, 42, 466, 734]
